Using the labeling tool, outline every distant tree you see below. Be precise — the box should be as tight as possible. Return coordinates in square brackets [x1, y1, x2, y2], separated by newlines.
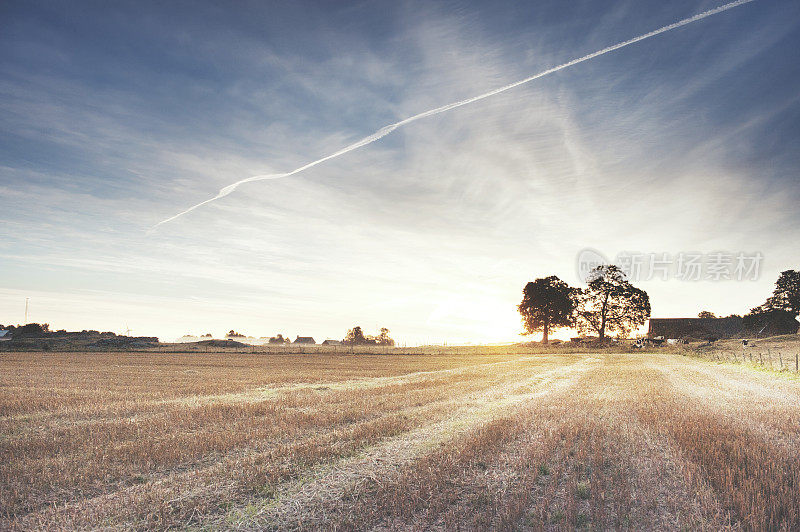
[227, 330, 245, 338]
[12, 323, 50, 338]
[268, 333, 290, 344]
[574, 265, 650, 341]
[344, 326, 366, 345]
[202, 333, 213, 338]
[344, 326, 379, 345]
[517, 276, 575, 344]
[376, 327, 395, 346]
[763, 270, 800, 316]
[698, 311, 716, 319]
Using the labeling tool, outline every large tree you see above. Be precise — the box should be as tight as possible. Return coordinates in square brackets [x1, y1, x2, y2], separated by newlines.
[518, 276, 575, 344]
[574, 265, 650, 341]
[764, 270, 800, 316]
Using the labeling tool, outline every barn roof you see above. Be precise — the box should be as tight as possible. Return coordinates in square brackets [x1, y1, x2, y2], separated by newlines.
[647, 317, 744, 339]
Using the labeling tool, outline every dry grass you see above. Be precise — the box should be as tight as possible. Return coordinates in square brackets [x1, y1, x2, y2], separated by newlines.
[688, 334, 800, 373]
[2, 349, 800, 530]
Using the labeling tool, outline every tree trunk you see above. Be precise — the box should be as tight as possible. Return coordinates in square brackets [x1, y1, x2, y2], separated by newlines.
[599, 293, 608, 341]
[542, 320, 549, 345]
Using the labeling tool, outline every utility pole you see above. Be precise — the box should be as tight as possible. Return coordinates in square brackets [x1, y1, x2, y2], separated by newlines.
[24, 298, 29, 324]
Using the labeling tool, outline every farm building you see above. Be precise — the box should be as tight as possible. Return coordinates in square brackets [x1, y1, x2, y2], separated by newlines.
[647, 317, 744, 339]
[744, 311, 800, 337]
[294, 336, 316, 344]
[321, 339, 341, 345]
[648, 315, 799, 340]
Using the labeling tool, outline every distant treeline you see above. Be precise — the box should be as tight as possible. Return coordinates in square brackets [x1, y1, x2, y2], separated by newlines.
[0, 323, 122, 339]
[343, 326, 395, 346]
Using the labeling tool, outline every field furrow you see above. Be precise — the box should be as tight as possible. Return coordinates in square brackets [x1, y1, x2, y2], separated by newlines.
[3, 350, 800, 530]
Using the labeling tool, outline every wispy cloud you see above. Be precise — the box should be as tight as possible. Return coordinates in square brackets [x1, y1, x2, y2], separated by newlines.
[151, 0, 757, 230]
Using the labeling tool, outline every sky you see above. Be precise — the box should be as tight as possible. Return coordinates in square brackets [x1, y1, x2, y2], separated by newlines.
[1, 0, 798, 344]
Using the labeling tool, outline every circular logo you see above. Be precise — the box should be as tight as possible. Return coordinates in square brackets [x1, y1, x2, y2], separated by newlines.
[575, 248, 609, 284]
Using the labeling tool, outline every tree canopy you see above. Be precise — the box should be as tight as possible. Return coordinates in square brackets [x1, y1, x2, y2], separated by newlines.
[574, 265, 651, 340]
[377, 327, 395, 346]
[763, 270, 800, 316]
[268, 333, 291, 344]
[517, 275, 575, 344]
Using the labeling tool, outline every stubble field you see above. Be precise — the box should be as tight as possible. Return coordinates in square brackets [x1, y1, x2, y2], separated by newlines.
[2, 349, 800, 530]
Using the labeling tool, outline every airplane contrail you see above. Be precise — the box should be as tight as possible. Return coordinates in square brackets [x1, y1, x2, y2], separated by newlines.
[151, 0, 755, 231]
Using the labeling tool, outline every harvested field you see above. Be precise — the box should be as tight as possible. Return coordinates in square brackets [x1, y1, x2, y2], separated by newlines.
[2, 350, 800, 530]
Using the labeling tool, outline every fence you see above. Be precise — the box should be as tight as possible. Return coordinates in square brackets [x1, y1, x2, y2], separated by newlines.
[710, 348, 800, 373]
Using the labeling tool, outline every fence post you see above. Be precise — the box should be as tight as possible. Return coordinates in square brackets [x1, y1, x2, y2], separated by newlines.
[779, 352, 784, 371]
[796, 353, 798, 372]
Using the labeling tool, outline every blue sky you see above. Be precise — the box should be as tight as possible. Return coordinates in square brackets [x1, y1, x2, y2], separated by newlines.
[1, 0, 798, 343]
